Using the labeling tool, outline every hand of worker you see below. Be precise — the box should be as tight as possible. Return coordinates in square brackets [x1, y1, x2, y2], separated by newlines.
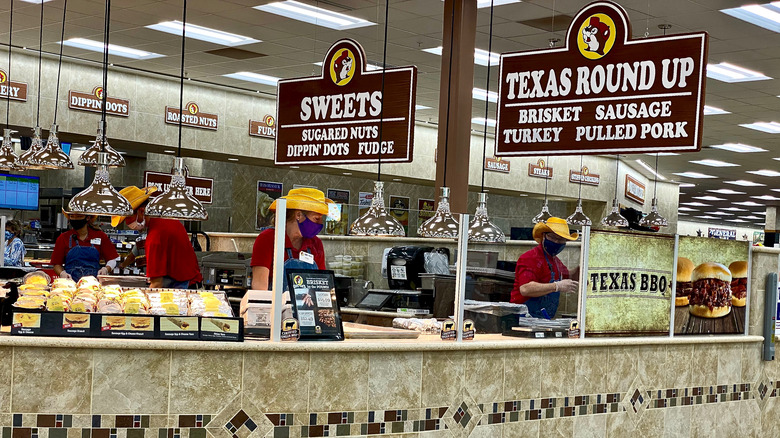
[97, 267, 110, 276]
[59, 271, 72, 280]
[555, 279, 579, 294]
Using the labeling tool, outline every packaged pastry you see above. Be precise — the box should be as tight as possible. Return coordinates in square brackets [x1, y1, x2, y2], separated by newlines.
[18, 287, 49, 297]
[18, 284, 50, 293]
[189, 291, 232, 317]
[77, 276, 101, 291]
[147, 290, 188, 315]
[97, 298, 123, 314]
[13, 296, 46, 309]
[52, 277, 76, 290]
[23, 271, 51, 286]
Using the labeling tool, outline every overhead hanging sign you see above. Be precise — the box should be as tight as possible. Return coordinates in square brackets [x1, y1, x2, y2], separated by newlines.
[570, 166, 600, 186]
[708, 227, 737, 240]
[249, 115, 276, 139]
[624, 174, 645, 204]
[165, 102, 218, 131]
[528, 159, 553, 179]
[69, 86, 129, 117]
[0, 69, 27, 102]
[484, 157, 510, 173]
[275, 38, 417, 165]
[496, 1, 708, 156]
[144, 171, 214, 204]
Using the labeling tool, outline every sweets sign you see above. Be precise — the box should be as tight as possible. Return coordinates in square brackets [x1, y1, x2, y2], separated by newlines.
[275, 38, 417, 165]
[496, 1, 708, 156]
[69, 86, 129, 117]
[0, 69, 27, 101]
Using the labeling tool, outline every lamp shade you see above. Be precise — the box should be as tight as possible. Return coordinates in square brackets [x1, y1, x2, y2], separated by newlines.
[67, 152, 133, 216]
[16, 126, 45, 169]
[468, 192, 505, 242]
[532, 200, 553, 224]
[78, 122, 125, 167]
[28, 123, 74, 170]
[0, 129, 19, 171]
[418, 186, 459, 238]
[349, 181, 405, 236]
[567, 199, 592, 226]
[601, 199, 629, 228]
[144, 157, 209, 221]
[639, 198, 669, 227]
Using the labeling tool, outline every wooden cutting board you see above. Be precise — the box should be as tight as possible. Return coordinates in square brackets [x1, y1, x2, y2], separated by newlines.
[343, 322, 420, 339]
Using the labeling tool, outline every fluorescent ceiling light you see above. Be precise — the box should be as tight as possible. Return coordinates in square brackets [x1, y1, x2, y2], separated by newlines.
[227, 158, 239, 161]
[703, 105, 730, 115]
[678, 212, 688, 216]
[415, 105, 431, 110]
[721, 3, 780, 33]
[635, 159, 666, 180]
[752, 195, 780, 201]
[740, 216, 763, 220]
[725, 180, 765, 187]
[472, 117, 496, 127]
[679, 183, 696, 188]
[720, 207, 748, 211]
[645, 152, 679, 156]
[741, 122, 780, 133]
[756, 211, 767, 215]
[726, 219, 749, 223]
[473, 87, 498, 103]
[734, 201, 765, 206]
[673, 172, 716, 179]
[678, 207, 698, 212]
[709, 143, 766, 153]
[707, 189, 745, 195]
[681, 202, 712, 207]
[146, 21, 260, 46]
[747, 169, 780, 177]
[61, 38, 163, 59]
[707, 211, 733, 216]
[19, 0, 54, 3]
[254, 1, 374, 30]
[690, 159, 739, 167]
[692, 196, 726, 201]
[223, 71, 280, 86]
[695, 215, 718, 220]
[758, 222, 766, 226]
[441, 0, 521, 8]
[706, 62, 771, 83]
[422, 46, 500, 66]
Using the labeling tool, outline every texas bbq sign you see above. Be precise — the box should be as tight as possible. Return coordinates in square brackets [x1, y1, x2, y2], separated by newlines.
[275, 39, 417, 165]
[496, 1, 708, 156]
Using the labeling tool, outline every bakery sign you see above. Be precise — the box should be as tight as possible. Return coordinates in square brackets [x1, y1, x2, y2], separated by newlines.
[250, 115, 276, 139]
[528, 159, 553, 179]
[144, 171, 213, 204]
[570, 166, 600, 186]
[275, 38, 417, 165]
[625, 174, 645, 204]
[484, 157, 510, 173]
[68, 86, 129, 117]
[0, 69, 27, 101]
[496, 1, 708, 156]
[165, 102, 218, 131]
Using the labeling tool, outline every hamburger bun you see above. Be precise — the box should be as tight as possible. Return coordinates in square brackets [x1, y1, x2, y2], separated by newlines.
[692, 262, 732, 283]
[677, 257, 694, 282]
[689, 304, 731, 319]
[732, 296, 746, 307]
[728, 261, 748, 279]
[64, 313, 89, 326]
[105, 316, 126, 329]
[675, 296, 689, 307]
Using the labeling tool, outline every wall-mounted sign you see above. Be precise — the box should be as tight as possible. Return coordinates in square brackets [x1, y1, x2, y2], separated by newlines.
[484, 157, 510, 173]
[418, 198, 435, 221]
[249, 115, 276, 139]
[68, 86, 129, 117]
[528, 159, 553, 179]
[496, 1, 708, 156]
[358, 191, 373, 216]
[624, 174, 645, 204]
[0, 69, 27, 102]
[569, 166, 600, 186]
[165, 102, 218, 131]
[275, 38, 417, 165]
[325, 188, 350, 235]
[144, 171, 213, 204]
[256, 181, 283, 230]
[708, 227, 737, 240]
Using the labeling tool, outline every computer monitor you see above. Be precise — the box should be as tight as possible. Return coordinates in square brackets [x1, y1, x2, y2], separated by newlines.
[0, 173, 40, 211]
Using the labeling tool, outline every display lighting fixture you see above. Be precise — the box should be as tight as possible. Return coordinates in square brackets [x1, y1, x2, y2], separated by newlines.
[146, 21, 260, 46]
[419, 186, 460, 238]
[703, 105, 730, 115]
[472, 87, 498, 102]
[734, 201, 765, 207]
[726, 219, 749, 223]
[19, 1, 55, 3]
[752, 195, 780, 201]
[61, 38, 163, 59]
[645, 152, 678, 156]
[679, 183, 696, 188]
[638, 153, 668, 227]
[0, 130, 18, 171]
[708, 189, 745, 195]
[254, 1, 375, 30]
[709, 143, 766, 153]
[471, 117, 495, 127]
[223, 71, 280, 86]
[741, 216, 763, 220]
[747, 169, 780, 177]
[689, 159, 739, 167]
[422, 46, 500, 66]
[635, 159, 666, 180]
[673, 172, 716, 179]
[439, 0, 520, 8]
[707, 211, 733, 216]
[415, 105, 431, 110]
[680, 202, 712, 207]
[695, 215, 718, 220]
[725, 180, 765, 187]
[741, 121, 780, 133]
[706, 62, 771, 83]
[678, 207, 698, 212]
[601, 156, 628, 228]
[720, 207, 748, 212]
[721, 2, 780, 33]
[692, 196, 726, 201]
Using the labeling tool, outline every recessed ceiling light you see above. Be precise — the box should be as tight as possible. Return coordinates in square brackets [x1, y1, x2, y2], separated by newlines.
[19, 0, 54, 3]
[163, 150, 176, 154]
[290, 166, 300, 169]
[678, 212, 688, 216]
[473, 87, 498, 102]
[741, 121, 780, 133]
[690, 159, 739, 167]
[223, 71, 280, 86]
[679, 183, 696, 188]
[703, 105, 730, 115]
[725, 180, 765, 187]
[423, 46, 500, 66]
[707, 211, 733, 216]
[392, 178, 402, 182]
[747, 169, 780, 177]
[645, 152, 679, 156]
[635, 159, 666, 180]
[734, 201, 765, 206]
[472, 117, 496, 127]
[693, 196, 726, 201]
[681, 202, 712, 207]
[254, 1, 375, 30]
[415, 105, 431, 110]
[706, 62, 771, 83]
[707, 189, 745, 195]
[440, 0, 520, 8]
[752, 195, 780, 201]
[720, 207, 748, 212]
[342, 172, 352, 175]
[61, 38, 163, 59]
[721, 3, 780, 33]
[756, 211, 767, 215]
[709, 143, 767, 153]
[146, 21, 260, 46]
[678, 207, 698, 212]
[673, 172, 716, 179]
[227, 158, 239, 161]
[726, 219, 749, 223]
[758, 222, 766, 226]
[740, 216, 763, 220]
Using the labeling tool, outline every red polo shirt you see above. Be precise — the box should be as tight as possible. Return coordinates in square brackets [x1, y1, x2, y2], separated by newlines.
[251, 228, 325, 278]
[511, 244, 569, 304]
[145, 218, 202, 283]
[51, 228, 119, 265]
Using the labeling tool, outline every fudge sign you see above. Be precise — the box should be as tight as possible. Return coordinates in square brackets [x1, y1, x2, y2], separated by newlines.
[496, 1, 708, 156]
[275, 38, 417, 165]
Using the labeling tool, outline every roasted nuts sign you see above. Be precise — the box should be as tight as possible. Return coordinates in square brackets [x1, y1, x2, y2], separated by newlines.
[165, 102, 218, 131]
[484, 157, 510, 173]
[69, 86, 129, 117]
[249, 115, 276, 139]
[496, 1, 708, 156]
[275, 38, 417, 165]
[528, 159, 552, 179]
[570, 166, 600, 186]
[0, 69, 27, 101]
[144, 171, 213, 204]
[624, 174, 645, 204]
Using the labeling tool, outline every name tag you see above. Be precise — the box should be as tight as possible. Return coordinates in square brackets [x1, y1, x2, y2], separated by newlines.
[299, 251, 315, 265]
[90, 238, 101, 245]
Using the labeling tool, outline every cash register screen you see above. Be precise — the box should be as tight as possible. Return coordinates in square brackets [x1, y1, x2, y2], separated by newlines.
[356, 291, 393, 309]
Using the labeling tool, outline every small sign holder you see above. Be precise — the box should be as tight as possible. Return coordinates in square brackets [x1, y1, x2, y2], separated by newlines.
[287, 269, 344, 341]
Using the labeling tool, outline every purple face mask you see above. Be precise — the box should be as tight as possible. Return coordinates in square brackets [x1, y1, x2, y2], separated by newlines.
[298, 216, 323, 238]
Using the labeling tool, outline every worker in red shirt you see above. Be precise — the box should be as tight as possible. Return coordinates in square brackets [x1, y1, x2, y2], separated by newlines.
[52, 212, 119, 282]
[511, 217, 579, 318]
[250, 188, 332, 291]
[111, 186, 203, 289]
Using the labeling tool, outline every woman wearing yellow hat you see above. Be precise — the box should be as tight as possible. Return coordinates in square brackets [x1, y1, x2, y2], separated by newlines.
[510, 217, 580, 319]
[250, 188, 333, 290]
[112, 186, 203, 289]
[51, 212, 120, 282]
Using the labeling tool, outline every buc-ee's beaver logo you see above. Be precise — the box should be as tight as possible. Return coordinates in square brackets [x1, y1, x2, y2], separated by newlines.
[0, 70, 7, 84]
[94, 86, 104, 100]
[187, 102, 199, 115]
[293, 275, 304, 287]
[578, 14, 616, 60]
[330, 48, 355, 86]
[264, 114, 275, 127]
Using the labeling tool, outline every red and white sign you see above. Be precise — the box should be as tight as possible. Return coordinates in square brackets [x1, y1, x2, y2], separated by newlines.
[144, 171, 214, 204]
[249, 115, 276, 139]
[0, 69, 27, 102]
[569, 166, 600, 186]
[165, 102, 218, 131]
[624, 174, 645, 204]
[528, 159, 553, 179]
[69, 86, 129, 117]
[484, 157, 510, 173]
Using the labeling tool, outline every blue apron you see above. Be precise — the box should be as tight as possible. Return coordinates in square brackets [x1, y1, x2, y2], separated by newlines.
[525, 251, 561, 319]
[64, 235, 101, 283]
[282, 247, 318, 291]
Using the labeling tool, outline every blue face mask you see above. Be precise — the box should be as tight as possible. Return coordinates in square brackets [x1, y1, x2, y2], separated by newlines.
[5, 230, 13, 241]
[543, 236, 566, 257]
